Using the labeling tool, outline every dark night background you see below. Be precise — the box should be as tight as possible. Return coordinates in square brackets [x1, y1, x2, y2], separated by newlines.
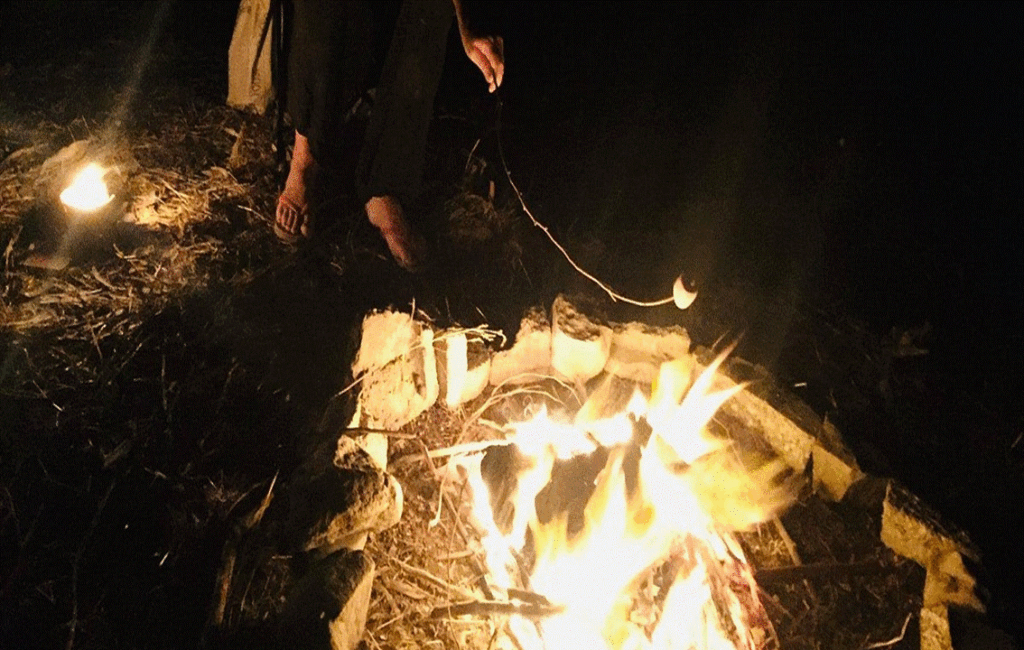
[2, 0, 1021, 647]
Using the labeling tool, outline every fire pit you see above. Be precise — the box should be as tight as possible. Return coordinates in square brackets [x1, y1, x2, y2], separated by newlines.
[210, 296, 983, 650]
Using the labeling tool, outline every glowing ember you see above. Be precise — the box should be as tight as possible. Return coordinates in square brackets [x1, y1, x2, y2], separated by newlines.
[447, 350, 797, 649]
[60, 163, 113, 212]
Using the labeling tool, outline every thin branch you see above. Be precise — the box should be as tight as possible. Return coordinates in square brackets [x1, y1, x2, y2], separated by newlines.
[212, 543, 236, 627]
[457, 380, 576, 446]
[343, 427, 419, 439]
[242, 471, 277, 529]
[390, 557, 478, 602]
[753, 559, 893, 583]
[495, 100, 674, 308]
[430, 599, 565, 620]
[426, 439, 513, 460]
[771, 517, 802, 567]
[864, 612, 913, 649]
[501, 169, 673, 308]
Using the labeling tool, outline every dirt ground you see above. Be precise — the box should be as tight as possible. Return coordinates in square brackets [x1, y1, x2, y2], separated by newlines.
[1, 2, 1020, 649]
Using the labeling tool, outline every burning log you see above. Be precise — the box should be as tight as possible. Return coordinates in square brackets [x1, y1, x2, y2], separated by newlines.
[444, 345, 799, 650]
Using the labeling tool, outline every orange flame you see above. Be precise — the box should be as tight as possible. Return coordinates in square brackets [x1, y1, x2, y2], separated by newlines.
[449, 350, 798, 649]
[60, 163, 113, 212]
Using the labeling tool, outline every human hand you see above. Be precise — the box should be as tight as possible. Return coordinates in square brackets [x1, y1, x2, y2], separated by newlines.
[463, 34, 504, 93]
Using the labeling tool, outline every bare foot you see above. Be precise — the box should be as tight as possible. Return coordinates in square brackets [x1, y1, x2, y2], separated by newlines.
[364, 195, 427, 270]
[275, 131, 314, 242]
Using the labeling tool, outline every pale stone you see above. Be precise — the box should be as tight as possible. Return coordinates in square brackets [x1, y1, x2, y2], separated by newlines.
[604, 321, 691, 384]
[696, 348, 862, 497]
[351, 310, 423, 377]
[923, 550, 984, 611]
[355, 433, 389, 472]
[347, 402, 389, 472]
[227, 0, 275, 114]
[489, 307, 553, 386]
[550, 295, 612, 385]
[810, 441, 864, 502]
[437, 331, 492, 408]
[881, 481, 980, 570]
[358, 326, 438, 430]
[279, 549, 375, 650]
[290, 436, 403, 553]
[920, 604, 953, 650]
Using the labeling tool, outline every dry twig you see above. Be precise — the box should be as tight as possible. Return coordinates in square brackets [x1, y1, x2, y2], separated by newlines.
[864, 612, 913, 649]
[391, 557, 478, 602]
[494, 101, 676, 308]
[430, 599, 565, 621]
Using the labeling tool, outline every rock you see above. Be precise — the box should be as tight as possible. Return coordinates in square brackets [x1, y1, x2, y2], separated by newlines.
[437, 331, 491, 408]
[810, 440, 862, 502]
[1, 143, 52, 170]
[881, 481, 979, 567]
[882, 481, 984, 613]
[351, 310, 423, 377]
[358, 322, 438, 430]
[290, 436, 403, 553]
[604, 321, 690, 384]
[550, 295, 612, 385]
[697, 348, 863, 500]
[924, 550, 984, 611]
[920, 604, 954, 650]
[489, 307, 552, 386]
[279, 549, 375, 650]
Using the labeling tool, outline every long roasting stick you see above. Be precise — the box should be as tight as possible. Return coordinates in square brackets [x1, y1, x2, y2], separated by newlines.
[493, 97, 693, 309]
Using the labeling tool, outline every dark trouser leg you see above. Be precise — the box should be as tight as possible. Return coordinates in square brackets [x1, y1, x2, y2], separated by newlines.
[356, 0, 453, 204]
[287, 0, 378, 170]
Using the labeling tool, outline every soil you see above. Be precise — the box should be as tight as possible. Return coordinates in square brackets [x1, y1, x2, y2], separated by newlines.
[1, 2, 1020, 650]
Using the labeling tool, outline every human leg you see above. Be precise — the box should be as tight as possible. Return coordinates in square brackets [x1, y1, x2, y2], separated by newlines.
[357, 0, 453, 267]
[274, 130, 315, 242]
[276, 0, 378, 242]
[364, 195, 427, 270]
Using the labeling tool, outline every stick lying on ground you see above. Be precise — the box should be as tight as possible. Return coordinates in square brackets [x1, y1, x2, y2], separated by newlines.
[429, 599, 565, 621]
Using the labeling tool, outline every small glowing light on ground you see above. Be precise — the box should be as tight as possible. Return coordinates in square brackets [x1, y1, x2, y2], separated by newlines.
[60, 163, 113, 212]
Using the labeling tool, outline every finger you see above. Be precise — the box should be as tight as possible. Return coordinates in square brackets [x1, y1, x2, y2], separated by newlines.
[470, 48, 497, 92]
[479, 38, 504, 88]
[492, 37, 504, 88]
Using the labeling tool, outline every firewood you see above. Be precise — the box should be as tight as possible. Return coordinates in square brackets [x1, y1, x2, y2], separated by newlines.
[429, 599, 565, 620]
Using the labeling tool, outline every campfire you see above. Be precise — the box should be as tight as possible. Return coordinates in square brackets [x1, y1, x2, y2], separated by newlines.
[444, 350, 796, 650]
[206, 297, 979, 650]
